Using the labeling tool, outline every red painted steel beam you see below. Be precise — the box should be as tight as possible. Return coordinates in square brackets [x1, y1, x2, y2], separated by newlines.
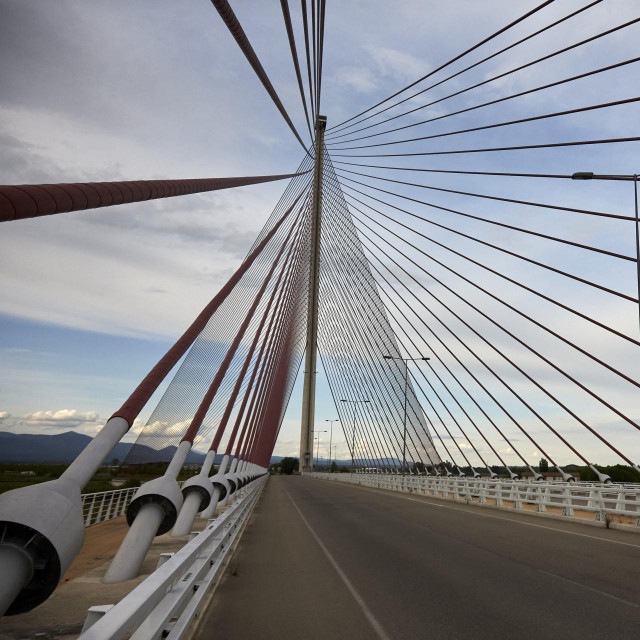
[0, 172, 307, 222]
[211, 0, 309, 153]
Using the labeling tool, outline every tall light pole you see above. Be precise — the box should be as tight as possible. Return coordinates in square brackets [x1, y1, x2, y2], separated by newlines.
[572, 171, 640, 337]
[340, 399, 369, 468]
[326, 419, 339, 467]
[314, 430, 327, 468]
[383, 355, 430, 475]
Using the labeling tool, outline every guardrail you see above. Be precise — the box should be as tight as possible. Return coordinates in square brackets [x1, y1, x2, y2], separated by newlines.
[81, 482, 186, 527]
[78, 475, 267, 639]
[311, 473, 640, 528]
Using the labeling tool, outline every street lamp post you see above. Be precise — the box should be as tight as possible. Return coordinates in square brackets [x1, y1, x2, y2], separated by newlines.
[326, 419, 339, 468]
[383, 354, 430, 476]
[572, 171, 640, 336]
[340, 399, 370, 468]
[314, 430, 327, 468]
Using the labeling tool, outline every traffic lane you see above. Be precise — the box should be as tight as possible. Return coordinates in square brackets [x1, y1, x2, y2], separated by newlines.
[285, 477, 640, 639]
[194, 477, 377, 640]
[293, 477, 640, 599]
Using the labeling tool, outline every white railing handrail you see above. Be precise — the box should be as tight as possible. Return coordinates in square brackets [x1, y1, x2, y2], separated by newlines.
[311, 473, 640, 525]
[79, 475, 267, 639]
[80, 481, 186, 527]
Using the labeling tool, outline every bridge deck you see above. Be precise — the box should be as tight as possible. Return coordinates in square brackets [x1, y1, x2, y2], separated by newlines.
[197, 475, 640, 639]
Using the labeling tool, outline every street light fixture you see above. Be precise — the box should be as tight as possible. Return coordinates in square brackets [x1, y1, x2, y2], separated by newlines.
[383, 354, 430, 475]
[325, 419, 339, 467]
[571, 171, 639, 336]
[340, 399, 370, 468]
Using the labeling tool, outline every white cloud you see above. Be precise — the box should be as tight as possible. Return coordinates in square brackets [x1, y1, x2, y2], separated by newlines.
[334, 67, 378, 94]
[365, 45, 429, 83]
[0, 409, 104, 435]
[22, 409, 99, 426]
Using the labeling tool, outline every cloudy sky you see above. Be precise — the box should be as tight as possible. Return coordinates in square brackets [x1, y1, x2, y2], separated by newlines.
[1, 0, 638, 468]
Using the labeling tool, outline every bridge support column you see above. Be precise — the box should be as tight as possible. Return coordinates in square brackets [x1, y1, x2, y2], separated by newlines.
[299, 115, 327, 473]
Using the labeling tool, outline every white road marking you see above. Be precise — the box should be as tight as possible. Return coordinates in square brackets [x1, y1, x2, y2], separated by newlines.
[327, 480, 640, 550]
[538, 569, 639, 608]
[285, 489, 393, 640]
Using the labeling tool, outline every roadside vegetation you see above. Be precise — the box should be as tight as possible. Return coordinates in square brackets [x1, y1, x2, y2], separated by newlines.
[0, 459, 203, 494]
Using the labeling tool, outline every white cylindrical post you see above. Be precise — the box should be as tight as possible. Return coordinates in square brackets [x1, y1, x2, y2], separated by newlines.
[220, 458, 239, 507]
[104, 440, 190, 583]
[103, 503, 164, 583]
[199, 455, 231, 519]
[61, 417, 130, 487]
[0, 547, 32, 616]
[166, 441, 192, 479]
[171, 491, 202, 537]
[198, 486, 221, 520]
[171, 449, 217, 536]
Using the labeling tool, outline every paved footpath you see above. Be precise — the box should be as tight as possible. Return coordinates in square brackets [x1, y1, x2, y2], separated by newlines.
[196, 475, 640, 640]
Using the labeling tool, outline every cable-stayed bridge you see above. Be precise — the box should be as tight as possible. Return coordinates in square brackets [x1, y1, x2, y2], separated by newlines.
[1, 1, 639, 637]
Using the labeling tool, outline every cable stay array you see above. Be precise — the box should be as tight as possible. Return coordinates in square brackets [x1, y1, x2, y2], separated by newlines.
[1, 0, 639, 618]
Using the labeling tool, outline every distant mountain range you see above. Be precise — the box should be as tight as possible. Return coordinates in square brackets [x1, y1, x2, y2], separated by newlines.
[0, 431, 356, 466]
[0, 431, 207, 465]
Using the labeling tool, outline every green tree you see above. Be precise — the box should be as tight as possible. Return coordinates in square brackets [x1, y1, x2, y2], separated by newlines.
[330, 461, 337, 473]
[280, 457, 299, 475]
[539, 458, 549, 472]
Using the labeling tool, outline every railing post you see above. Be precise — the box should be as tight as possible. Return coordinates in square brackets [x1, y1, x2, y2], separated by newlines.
[562, 485, 575, 517]
[86, 494, 97, 527]
[104, 490, 116, 522]
[495, 481, 503, 506]
[95, 494, 106, 524]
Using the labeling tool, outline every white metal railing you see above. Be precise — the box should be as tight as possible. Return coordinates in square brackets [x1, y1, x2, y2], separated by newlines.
[81, 487, 138, 527]
[81, 481, 186, 527]
[79, 475, 267, 639]
[312, 473, 640, 527]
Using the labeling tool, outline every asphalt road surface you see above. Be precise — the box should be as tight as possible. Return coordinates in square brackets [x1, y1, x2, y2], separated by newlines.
[196, 475, 640, 639]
